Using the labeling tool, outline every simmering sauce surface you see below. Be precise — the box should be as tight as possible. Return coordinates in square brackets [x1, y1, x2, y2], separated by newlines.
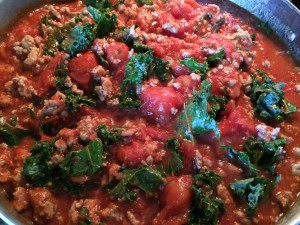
[0, 0, 300, 224]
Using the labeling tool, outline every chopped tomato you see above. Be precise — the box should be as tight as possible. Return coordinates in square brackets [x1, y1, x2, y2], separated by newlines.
[68, 51, 98, 92]
[105, 42, 129, 68]
[152, 176, 192, 225]
[140, 86, 184, 124]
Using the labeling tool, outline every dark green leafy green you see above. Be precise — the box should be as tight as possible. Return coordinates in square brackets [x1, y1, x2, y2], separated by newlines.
[177, 80, 220, 142]
[248, 70, 297, 123]
[87, 6, 117, 38]
[207, 48, 225, 66]
[109, 166, 164, 201]
[60, 140, 103, 177]
[61, 23, 95, 57]
[165, 138, 183, 175]
[244, 136, 286, 174]
[114, 89, 141, 109]
[0, 121, 34, 147]
[64, 90, 96, 112]
[22, 140, 57, 186]
[115, 26, 139, 47]
[230, 177, 271, 217]
[152, 57, 169, 82]
[117, 51, 153, 108]
[96, 124, 122, 149]
[122, 51, 153, 88]
[116, 45, 169, 108]
[208, 95, 227, 120]
[43, 17, 85, 56]
[23, 140, 104, 191]
[135, 0, 153, 6]
[189, 169, 225, 225]
[227, 146, 259, 177]
[84, 0, 112, 9]
[180, 58, 208, 79]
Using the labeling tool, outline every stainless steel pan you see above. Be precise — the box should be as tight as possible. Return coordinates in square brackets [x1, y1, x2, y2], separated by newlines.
[0, 0, 299, 224]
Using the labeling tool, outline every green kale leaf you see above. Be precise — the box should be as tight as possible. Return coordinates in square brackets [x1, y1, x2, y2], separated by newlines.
[0, 121, 33, 147]
[87, 6, 117, 38]
[109, 166, 164, 201]
[115, 26, 139, 48]
[60, 140, 103, 177]
[227, 146, 259, 177]
[208, 95, 227, 120]
[22, 140, 57, 186]
[230, 177, 271, 217]
[207, 48, 225, 66]
[84, 0, 112, 9]
[122, 50, 153, 88]
[117, 50, 153, 108]
[189, 169, 225, 225]
[152, 57, 169, 82]
[135, 0, 153, 6]
[61, 23, 95, 57]
[248, 70, 297, 123]
[96, 124, 122, 149]
[244, 136, 286, 174]
[64, 90, 96, 112]
[177, 80, 220, 142]
[165, 138, 183, 175]
[180, 58, 208, 79]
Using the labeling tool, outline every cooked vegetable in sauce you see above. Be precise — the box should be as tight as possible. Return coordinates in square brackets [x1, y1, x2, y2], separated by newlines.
[0, 0, 300, 224]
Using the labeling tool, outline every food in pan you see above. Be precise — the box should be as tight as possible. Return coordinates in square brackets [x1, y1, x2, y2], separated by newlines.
[0, 0, 300, 224]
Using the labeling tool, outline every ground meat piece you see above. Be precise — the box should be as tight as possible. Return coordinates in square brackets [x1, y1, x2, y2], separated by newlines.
[37, 92, 66, 118]
[100, 203, 123, 222]
[292, 163, 300, 176]
[12, 187, 29, 212]
[5, 75, 37, 99]
[256, 124, 280, 142]
[127, 211, 140, 225]
[29, 188, 57, 223]
[55, 128, 79, 152]
[13, 35, 42, 67]
[91, 38, 109, 56]
[69, 199, 101, 225]
[217, 183, 233, 204]
[76, 116, 101, 142]
[94, 76, 113, 102]
[275, 191, 293, 209]
[0, 93, 12, 108]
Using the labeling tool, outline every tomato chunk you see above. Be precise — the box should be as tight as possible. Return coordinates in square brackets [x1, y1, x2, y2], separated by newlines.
[219, 108, 257, 147]
[105, 42, 129, 68]
[140, 86, 184, 124]
[68, 51, 98, 92]
[153, 176, 192, 225]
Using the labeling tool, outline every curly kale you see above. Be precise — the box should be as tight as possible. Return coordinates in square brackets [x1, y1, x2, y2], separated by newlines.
[248, 70, 297, 123]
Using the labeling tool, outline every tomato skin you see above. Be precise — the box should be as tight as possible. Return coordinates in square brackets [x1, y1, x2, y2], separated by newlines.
[153, 176, 192, 225]
[140, 86, 184, 124]
[219, 108, 257, 147]
[116, 141, 149, 168]
[105, 42, 129, 68]
[68, 51, 98, 92]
